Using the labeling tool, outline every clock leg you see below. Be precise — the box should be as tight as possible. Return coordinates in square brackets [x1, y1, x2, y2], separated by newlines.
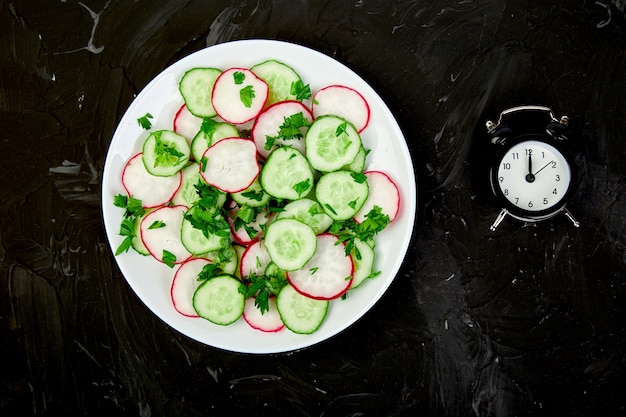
[563, 208, 580, 227]
[490, 208, 509, 231]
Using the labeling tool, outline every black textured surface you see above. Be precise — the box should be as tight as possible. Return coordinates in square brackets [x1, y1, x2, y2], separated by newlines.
[1, 1, 625, 416]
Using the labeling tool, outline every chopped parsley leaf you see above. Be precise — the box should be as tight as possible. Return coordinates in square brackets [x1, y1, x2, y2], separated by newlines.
[290, 80, 312, 101]
[137, 113, 153, 130]
[233, 71, 245, 84]
[293, 178, 311, 196]
[239, 85, 255, 108]
[162, 250, 177, 268]
[335, 121, 348, 137]
[351, 172, 367, 184]
[148, 220, 166, 229]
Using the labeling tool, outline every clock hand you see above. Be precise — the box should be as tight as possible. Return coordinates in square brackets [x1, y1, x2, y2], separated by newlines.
[533, 160, 555, 176]
[525, 152, 535, 183]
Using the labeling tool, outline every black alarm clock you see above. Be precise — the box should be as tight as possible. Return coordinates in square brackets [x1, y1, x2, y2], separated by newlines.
[486, 105, 579, 231]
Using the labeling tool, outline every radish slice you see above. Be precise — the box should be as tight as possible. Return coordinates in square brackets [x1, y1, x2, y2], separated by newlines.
[140, 205, 192, 265]
[199, 138, 260, 193]
[251, 100, 313, 159]
[354, 171, 400, 223]
[312, 85, 370, 132]
[122, 153, 182, 208]
[239, 239, 272, 278]
[212, 68, 269, 124]
[287, 234, 354, 300]
[171, 258, 211, 317]
[243, 297, 285, 332]
[173, 104, 203, 143]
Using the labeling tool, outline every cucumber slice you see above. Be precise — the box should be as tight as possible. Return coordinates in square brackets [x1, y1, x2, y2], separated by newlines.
[131, 211, 150, 256]
[264, 218, 317, 271]
[171, 163, 206, 207]
[181, 205, 229, 255]
[275, 198, 332, 235]
[198, 245, 239, 276]
[230, 177, 271, 208]
[276, 284, 328, 334]
[251, 59, 303, 105]
[179, 67, 221, 118]
[260, 147, 314, 200]
[191, 120, 239, 162]
[349, 237, 375, 289]
[193, 274, 245, 326]
[305, 115, 362, 172]
[315, 170, 369, 221]
[142, 130, 191, 177]
[342, 146, 367, 173]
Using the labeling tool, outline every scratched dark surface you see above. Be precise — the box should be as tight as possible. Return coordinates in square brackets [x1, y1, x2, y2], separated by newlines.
[1, 0, 625, 416]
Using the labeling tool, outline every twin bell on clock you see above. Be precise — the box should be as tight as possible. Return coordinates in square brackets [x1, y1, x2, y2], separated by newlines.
[485, 105, 579, 231]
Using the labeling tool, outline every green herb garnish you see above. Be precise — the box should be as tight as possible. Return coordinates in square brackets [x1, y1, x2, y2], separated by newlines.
[329, 205, 391, 259]
[264, 112, 310, 150]
[148, 220, 166, 229]
[153, 134, 185, 168]
[113, 194, 146, 255]
[290, 80, 312, 101]
[233, 71, 245, 84]
[335, 121, 348, 137]
[162, 250, 177, 268]
[239, 85, 255, 108]
[238, 268, 288, 314]
[293, 178, 311, 197]
[137, 113, 153, 130]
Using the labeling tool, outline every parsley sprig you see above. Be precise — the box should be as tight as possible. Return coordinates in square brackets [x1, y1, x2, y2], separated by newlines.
[153, 133, 185, 168]
[290, 80, 312, 101]
[137, 112, 153, 130]
[184, 180, 231, 243]
[329, 205, 391, 260]
[113, 194, 145, 255]
[238, 265, 288, 314]
[264, 112, 311, 150]
[196, 246, 238, 281]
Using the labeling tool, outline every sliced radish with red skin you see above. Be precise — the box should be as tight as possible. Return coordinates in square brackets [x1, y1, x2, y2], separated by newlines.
[312, 85, 370, 132]
[251, 100, 313, 159]
[140, 205, 192, 265]
[199, 138, 260, 193]
[354, 171, 400, 223]
[239, 239, 272, 278]
[173, 104, 203, 143]
[243, 297, 285, 332]
[122, 153, 182, 208]
[171, 258, 212, 317]
[212, 68, 269, 124]
[287, 234, 354, 300]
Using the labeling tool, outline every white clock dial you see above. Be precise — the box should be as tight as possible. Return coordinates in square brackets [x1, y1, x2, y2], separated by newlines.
[495, 140, 572, 213]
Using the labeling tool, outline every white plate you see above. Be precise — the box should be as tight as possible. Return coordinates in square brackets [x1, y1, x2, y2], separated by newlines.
[102, 39, 416, 354]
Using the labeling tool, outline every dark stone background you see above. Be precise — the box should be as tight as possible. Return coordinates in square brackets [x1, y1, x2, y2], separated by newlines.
[1, 1, 624, 416]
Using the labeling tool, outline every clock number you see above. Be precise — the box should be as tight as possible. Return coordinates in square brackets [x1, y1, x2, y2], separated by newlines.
[512, 152, 519, 159]
[551, 161, 557, 168]
[543, 198, 548, 205]
[525, 149, 532, 156]
[502, 162, 511, 170]
[503, 189, 509, 196]
[528, 201, 533, 208]
[553, 188, 558, 195]
[556, 174, 560, 181]
[499, 176, 504, 183]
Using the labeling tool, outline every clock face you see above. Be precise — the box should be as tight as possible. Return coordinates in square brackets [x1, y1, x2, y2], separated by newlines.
[492, 139, 573, 217]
